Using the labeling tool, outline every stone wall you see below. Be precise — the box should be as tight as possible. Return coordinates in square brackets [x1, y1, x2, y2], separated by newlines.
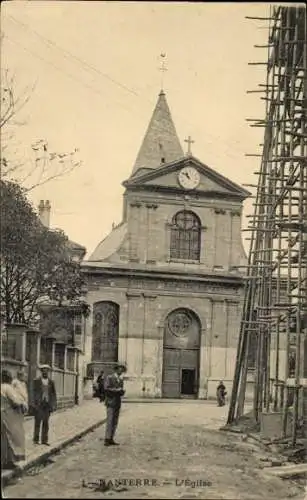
[120, 190, 246, 271]
[83, 171, 248, 400]
[84, 273, 244, 400]
[1, 324, 80, 411]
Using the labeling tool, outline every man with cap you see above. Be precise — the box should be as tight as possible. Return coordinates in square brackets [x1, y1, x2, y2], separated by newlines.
[103, 363, 126, 446]
[32, 365, 57, 445]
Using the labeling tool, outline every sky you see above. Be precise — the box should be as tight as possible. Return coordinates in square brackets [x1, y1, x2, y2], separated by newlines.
[1, 1, 273, 257]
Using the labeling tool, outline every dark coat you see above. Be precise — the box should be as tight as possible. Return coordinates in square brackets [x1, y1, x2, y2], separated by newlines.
[216, 383, 226, 396]
[104, 373, 125, 408]
[33, 378, 57, 412]
[94, 375, 105, 401]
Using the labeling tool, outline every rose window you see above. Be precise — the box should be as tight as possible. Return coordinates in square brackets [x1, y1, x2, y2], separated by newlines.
[168, 311, 192, 336]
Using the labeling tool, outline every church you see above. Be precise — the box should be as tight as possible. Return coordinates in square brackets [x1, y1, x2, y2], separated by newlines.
[82, 90, 249, 399]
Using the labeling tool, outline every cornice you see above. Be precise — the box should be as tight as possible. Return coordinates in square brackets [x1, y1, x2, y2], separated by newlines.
[82, 265, 244, 286]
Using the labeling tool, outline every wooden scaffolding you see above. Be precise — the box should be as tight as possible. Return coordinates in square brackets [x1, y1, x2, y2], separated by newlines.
[227, 5, 307, 446]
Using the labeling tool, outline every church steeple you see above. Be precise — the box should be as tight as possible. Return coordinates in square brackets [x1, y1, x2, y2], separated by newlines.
[131, 91, 184, 176]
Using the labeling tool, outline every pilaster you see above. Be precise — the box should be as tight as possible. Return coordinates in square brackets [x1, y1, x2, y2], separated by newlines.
[155, 325, 164, 397]
[229, 209, 242, 268]
[6, 323, 27, 362]
[165, 222, 172, 262]
[214, 208, 230, 269]
[128, 201, 141, 262]
[146, 203, 158, 263]
[142, 293, 158, 376]
[125, 291, 143, 375]
[64, 345, 68, 371]
[211, 298, 228, 378]
[51, 342, 56, 370]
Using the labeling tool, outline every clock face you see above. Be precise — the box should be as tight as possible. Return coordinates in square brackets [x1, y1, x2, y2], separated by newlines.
[178, 167, 200, 190]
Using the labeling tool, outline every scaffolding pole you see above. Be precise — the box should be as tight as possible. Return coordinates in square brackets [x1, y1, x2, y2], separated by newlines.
[227, 5, 307, 446]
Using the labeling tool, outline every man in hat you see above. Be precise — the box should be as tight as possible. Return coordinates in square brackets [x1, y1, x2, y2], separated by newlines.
[32, 365, 57, 445]
[104, 363, 126, 446]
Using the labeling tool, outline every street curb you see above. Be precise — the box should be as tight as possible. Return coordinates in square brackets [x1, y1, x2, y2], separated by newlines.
[122, 399, 224, 404]
[1, 417, 107, 487]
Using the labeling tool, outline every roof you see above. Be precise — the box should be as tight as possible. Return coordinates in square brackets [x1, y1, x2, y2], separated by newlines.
[131, 91, 184, 176]
[124, 155, 251, 199]
[67, 239, 86, 252]
[88, 222, 127, 261]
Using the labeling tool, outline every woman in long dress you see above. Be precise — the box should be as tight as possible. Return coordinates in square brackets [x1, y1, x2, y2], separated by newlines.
[1, 369, 27, 470]
[12, 370, 29, 412]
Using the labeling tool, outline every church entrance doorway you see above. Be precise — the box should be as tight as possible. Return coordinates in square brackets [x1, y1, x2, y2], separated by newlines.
[162, 308, 201, 399]
[181, 368, 196, 396]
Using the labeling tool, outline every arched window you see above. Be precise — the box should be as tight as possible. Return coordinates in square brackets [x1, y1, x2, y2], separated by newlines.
[170, 210, 201, 261]
[91, 302, 119, 362]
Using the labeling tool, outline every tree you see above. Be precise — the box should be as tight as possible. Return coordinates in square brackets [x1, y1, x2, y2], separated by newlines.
[1, 69, 32, 129]
[0, 180, 87, 325]
[1, 68, 81, 191]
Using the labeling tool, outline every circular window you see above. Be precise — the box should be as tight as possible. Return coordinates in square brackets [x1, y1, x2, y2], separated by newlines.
[167, 310, 192, 336]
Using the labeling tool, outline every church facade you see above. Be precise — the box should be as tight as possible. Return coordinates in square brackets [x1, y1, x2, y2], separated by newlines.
[82, 91, 249, 399]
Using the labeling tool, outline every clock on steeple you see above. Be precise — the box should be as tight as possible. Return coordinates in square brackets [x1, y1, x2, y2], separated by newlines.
[178, 166, 200, 190]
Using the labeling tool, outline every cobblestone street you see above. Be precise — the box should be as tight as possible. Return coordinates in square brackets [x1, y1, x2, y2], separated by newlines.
[4, 402, 305, 499]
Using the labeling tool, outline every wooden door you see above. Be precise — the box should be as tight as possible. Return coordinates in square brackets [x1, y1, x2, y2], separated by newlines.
[162, 348, 181, 398]
[180, 349, 199, 397]
[162, 348, 199, 398]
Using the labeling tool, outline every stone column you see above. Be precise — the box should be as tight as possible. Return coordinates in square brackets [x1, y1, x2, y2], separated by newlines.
[229, 209, 243, 269]
[129, 201, 141, 262]
[165, 222, 172, 262]
[118, 301, 128, 365]
[6, 323, 27, 362]
[126, 291, 143, 377]
[26, 328, 40, 407]
[37, 334, 41, 367]
[141, 293, 158, 396]
[64, 346, 68, 371]
[51, 340, 56, 378]
[225, 300, 240, 380]
[214, 209, 231, 269]
[138, 204, 148, 264]
[26, 329, 40, 362]
[210, 300, 228, 383]
[199, 299, 214, 399]
[146, 203, 158, 264]
[212, 208, 219, 268]
[155, 325, 164, 397]
[198, 326, 209, 399]
[203, 208, 216, 270]
[199, 225, 208, 265]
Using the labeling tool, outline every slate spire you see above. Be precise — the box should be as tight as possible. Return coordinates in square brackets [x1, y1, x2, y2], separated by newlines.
[131, 91, 184, 176]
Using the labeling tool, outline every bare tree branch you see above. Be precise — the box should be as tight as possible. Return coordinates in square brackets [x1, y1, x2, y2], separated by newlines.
[0, 70, 35, 130]
[1, 69, 81, 191]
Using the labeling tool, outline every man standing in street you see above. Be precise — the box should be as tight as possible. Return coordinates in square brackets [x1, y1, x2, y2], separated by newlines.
[104, 363, 126, 446]
[32, 365, 57, 446]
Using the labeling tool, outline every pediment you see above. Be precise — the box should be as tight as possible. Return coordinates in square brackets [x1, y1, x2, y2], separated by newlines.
[123, 156, 250, 199]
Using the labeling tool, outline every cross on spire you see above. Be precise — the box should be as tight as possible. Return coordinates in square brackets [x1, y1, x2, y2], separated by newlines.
[184, 136, 194, 156]
[159, 53, 168, 91]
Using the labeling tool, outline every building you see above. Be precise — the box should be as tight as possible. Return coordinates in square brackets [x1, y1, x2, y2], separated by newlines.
[36, 200, 88, 407]
[1, 200, 88, 409]
[83, 90, 250, 399]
